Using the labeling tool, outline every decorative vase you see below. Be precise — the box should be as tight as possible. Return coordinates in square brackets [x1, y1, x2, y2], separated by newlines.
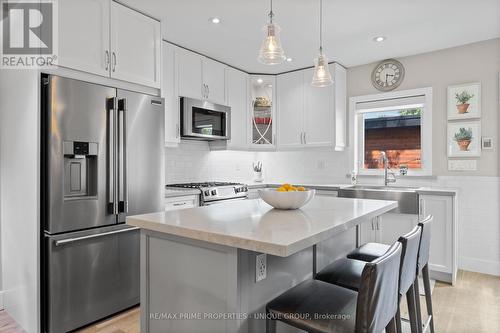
[456, 103, 470, 114]
[457, 139, 471, 151]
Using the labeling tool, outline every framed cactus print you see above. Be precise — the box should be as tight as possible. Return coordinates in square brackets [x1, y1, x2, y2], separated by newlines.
[447, 120, 481, 157]
[447, 82, 481, 120]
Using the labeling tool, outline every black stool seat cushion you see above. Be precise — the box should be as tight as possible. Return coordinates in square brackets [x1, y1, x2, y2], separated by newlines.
[267, 279, 357, 333]
[315, 258, 366, 291]
[347, 243, 390, 262]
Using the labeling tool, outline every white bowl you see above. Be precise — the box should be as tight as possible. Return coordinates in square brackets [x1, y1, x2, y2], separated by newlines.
[258, 189, 316, 210]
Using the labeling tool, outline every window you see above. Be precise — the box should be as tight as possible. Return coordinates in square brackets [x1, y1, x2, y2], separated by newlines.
[351, 88, 433, 176]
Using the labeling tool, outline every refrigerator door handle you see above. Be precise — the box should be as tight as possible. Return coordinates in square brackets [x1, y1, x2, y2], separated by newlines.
[118, 98, 128, 213]
[54, 227, 140, 246]
[107, 97, 118, 215]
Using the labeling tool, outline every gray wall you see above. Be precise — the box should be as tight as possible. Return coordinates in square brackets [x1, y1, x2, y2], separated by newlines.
[347, 38, 500, 176]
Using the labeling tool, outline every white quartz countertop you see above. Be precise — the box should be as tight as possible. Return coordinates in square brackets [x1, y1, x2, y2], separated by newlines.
[246, 183, 457, 196]
[127, 197, 397, 257]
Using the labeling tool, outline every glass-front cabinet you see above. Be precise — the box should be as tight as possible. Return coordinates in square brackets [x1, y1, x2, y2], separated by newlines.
[249, 75, 276, 149]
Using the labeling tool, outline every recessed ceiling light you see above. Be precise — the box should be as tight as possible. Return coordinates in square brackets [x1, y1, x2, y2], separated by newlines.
[210, 17, 221, 24]
[257, 78, 264, 84]
[286, 57, 293, 62]
[373, 36, 386, 42]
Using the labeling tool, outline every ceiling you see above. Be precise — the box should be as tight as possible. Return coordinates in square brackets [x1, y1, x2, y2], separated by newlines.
[121, 0, 500, 74]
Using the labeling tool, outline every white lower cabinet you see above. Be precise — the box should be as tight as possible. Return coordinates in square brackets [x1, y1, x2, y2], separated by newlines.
[164, 195, 199, 211]
[378, 213, 419, 245]
[359, 194, 456, 284]
[419, 194, 456, 283]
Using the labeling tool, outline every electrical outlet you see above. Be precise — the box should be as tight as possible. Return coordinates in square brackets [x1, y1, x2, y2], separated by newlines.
[317, 160, 326, 170]
[255, 253, 267, 282]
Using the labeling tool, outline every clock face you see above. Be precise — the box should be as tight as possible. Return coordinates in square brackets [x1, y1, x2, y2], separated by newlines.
[371, 59, 405, 91]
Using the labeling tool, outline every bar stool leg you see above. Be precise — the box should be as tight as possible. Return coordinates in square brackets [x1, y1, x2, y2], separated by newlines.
[386, 317, 398, 333]
[406, 284, 420, 333]
[422, 264, 435, 333]
[413, 276, 423, 332]
[266, 316, 276, 333]
[395, 305, 402, 333]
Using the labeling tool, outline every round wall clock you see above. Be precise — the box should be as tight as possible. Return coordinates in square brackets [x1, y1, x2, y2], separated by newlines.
[371, 59, 405, 91]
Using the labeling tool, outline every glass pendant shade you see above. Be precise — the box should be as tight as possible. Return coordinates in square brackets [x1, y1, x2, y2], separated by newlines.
[311, 51, 333, 87]
[258, 22, 285, 65]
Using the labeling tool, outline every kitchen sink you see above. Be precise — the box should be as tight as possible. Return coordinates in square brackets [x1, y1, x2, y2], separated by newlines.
[344, 185, 421, 192]
[338, 185, 419, 214]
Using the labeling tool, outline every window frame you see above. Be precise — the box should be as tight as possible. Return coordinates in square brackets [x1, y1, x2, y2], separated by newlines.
[350, 87, 433, 176]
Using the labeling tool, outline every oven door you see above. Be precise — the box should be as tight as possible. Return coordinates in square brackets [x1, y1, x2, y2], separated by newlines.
[181, 97, 230, 140]
[203, 197, 248, 206]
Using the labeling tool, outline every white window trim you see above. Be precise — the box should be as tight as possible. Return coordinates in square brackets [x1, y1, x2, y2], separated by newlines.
[350, 87, 433, 176]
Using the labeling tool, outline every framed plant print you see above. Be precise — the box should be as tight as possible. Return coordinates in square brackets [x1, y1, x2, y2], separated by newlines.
[447, 82, 481, 120]
[447, 120, 481, 157]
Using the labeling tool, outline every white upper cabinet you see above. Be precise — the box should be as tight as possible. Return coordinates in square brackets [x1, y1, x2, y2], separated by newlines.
[177, 48, 226, 104]
[110, 2, 161, 88]
[277, 64, 346, 150]
[177, 48, 204, 99]
[277, 71, 304, 148]
[202, 58, 226, 104]
[58, 0, 110, 77]
[162, 42, 180, 146]
[58, 0, 161, 88]
[226, 68, 248, 149]
[303, 68, 335, 146]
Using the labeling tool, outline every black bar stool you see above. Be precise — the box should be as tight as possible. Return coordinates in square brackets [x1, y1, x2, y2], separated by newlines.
[315, 225, 422, 333]
[266, 242, 402, 333]
[413, 216, 435, 333]
[345, 216, 434, 333]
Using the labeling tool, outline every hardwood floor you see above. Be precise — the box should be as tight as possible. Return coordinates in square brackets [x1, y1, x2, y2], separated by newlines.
[0, 310, 25, 333]
[1, 270, 499, 333]
[76, 307, 140, 333]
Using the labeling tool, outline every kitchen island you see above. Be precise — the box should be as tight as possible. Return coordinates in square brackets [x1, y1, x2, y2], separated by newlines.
[127, 196, 397, 333]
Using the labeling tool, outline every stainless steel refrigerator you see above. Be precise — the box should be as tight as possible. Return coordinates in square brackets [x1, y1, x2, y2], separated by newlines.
[41, 74, 164, 333]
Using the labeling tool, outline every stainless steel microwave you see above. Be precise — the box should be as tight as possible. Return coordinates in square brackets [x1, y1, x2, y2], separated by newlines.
[181, 97, 231, 140]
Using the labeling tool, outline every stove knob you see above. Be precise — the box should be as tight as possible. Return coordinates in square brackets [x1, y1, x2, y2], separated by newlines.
[204, 190, 210, 196]
[211, 189, 217, 196]
[243, 186, 248, 192]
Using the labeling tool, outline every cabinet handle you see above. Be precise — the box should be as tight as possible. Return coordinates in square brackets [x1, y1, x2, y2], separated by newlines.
[207, 85, 210, 98]
[173, 202, 187, 206]
[300, 132, 303, 144]
[176, 124, 180, 138]
[371, 220, 374, 230]
[304, 132, 307, 144]
[112, 52, 117, 72]
[105, 50, 110, 71]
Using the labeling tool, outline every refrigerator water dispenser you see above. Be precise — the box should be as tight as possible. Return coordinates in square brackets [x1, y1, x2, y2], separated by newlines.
[63, 141, 98, 198]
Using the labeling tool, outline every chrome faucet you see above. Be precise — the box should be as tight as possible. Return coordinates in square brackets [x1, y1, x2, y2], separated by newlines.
[380, 151, 397, 186]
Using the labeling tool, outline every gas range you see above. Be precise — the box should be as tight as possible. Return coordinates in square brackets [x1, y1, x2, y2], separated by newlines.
[166, 182, 248, 205]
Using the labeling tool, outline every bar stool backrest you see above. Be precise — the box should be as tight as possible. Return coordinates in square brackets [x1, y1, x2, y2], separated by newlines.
[355, 242, 402, 333]
[398, 225, 422, 295]
[417, 215, 433, 272]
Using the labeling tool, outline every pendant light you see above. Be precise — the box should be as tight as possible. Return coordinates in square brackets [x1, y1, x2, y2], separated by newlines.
[311, 0, 333, 87]
[258, 0, 286, 65]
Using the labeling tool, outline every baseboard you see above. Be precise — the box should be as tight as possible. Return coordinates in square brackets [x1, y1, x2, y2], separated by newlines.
[459, 256, 500, 276]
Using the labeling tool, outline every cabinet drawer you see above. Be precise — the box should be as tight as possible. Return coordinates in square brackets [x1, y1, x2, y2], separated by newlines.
[164, 196, 199, 211]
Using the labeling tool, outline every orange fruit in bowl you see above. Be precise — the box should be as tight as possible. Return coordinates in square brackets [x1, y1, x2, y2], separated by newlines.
[297, 186, 306, 192]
